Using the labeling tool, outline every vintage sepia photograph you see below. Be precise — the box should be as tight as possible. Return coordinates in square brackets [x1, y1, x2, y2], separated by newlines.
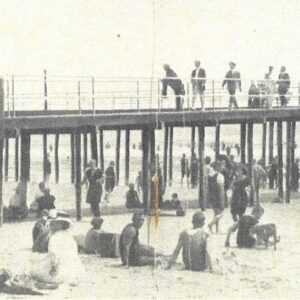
[0, 0, 300, 299]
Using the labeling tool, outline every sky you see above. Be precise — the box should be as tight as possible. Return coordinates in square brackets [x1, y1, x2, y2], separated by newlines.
[0, 0, 300, 81]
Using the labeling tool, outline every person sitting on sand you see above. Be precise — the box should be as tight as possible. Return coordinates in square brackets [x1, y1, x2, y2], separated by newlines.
[225, 205, 264, 248]
[166, 212, 213, 272]
[30, 216, 85, 286]
[32, 209, 49, 243]
[29, 182, 46, 214]
[36, 188, 55, 216]
[125, 183, 142, 209]
[85, 216, 104, 254]
[119, 213, 162, 267]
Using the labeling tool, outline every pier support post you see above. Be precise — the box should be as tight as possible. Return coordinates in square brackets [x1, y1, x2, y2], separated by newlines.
[0, 79, 4, 225]
[262, 122, 267, 166]
[20, 131, 30, 209]
[240, 123, 246, 164]
[168, 126, 173, 186]
[215, 123, 220, 160]
[55, 133, 59, 183]
[125, 129, 130, 185]
[15, 136, 19, 182]
[286, 121, 292, 203]
[191, 126, 195, 160]
[70, 133, 75, 183]
[75, 130, 82, 221]
[268, 121, 274, 165]
[83, 133, 88, 171]
[90, 127, 98, 165]
[99, 128, 104, 171]
[142, 128, 149, 211]
[43, 134, 47, 182]
[277, 121, 284, 199]
[116, 129, 121, 186]
[198, 124, 205, 210]
[291, 121, 296, 164]
[247, 122, 254, 206]
[163, 126, 169, 190]
[4, 138, 9, 181]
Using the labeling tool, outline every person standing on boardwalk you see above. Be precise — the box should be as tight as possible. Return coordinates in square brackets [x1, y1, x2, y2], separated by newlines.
[191, 60, 206, 110]
[222, 62, 241, 110]
[264, 66, 276, 108]
[82, 159, 103, 216]
[104, 161, 116, 202]
[161, 64, 185, 110]
[276, 66, 290, 107]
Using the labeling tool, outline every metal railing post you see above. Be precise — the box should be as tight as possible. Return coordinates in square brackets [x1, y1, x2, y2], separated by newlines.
[78, 81, 81, 114]
[298, 82, 300, 106]
[137, 81, 140, 111]
[92, 77, 95, 114]
[212, 79, 215, 110]
[11, 75, 15, 117]
[6, 80, 9, 117]
[44, 70, 48, 111]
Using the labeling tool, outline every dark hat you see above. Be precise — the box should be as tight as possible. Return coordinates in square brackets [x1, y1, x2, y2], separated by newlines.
[91, 216, 104, 227]
[192, 211, 205, 224]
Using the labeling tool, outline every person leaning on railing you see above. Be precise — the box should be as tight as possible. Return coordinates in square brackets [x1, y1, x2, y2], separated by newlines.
[161, 64, 185, 110]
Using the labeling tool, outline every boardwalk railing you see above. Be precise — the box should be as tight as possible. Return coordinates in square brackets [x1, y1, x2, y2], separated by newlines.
[3, 74, 300, 114]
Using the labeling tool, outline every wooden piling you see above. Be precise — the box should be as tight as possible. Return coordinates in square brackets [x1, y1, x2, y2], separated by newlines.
[163, 126, 169, 190]
[116, 129, 121, 185]
[142, 128, 149, 211]
[125, 129, 130, 185]
[149, 128, 155, 165]
[55, 133, 59, 183]
[15, 136, 19, 182]
[262, 122, 267, 166]
[71, 133, 75, 183]
[215, 123, 220, 160]
[90, 127, 98, 164]
[247, 122, 254, 206]
[291, 121, 296, 164]
[168, 126, 173, 186]
[240, 123, 246, 164]
[83, 133, 88, 170]
[0, 79, 4, 225]
[75, 130, 82, 221]
[198, 124, 205, 211]
[286, 121, 292, 203]
[4, 138, 8, 181]
[43, 134, 47, 182]
[20, 131, 31, 182]
[191, 126, 195, 160]
[268, 121, 274, 166]
[99, 128, 104, 171]
[277, 121, 283, 199]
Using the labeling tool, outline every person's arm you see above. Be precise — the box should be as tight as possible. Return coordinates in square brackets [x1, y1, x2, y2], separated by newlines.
[205, 234, 213, 273]
[122, 227, 137, 267]
[166, 232, 183, 269]
[225, 221, 239, 247]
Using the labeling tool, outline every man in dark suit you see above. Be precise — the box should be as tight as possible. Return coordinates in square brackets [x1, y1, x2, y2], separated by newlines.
[222, 62, 241, 110]
[276, 66, 290, 107]
[191, 60, 206, 110]
[162, 64, 185, 110]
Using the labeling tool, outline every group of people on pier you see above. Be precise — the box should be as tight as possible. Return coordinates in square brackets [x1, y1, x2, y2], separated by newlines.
[162, 61, 291, 110]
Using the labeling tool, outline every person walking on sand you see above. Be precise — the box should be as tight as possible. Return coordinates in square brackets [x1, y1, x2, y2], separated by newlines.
[222, 62, 241, 110]
[104, 161, 116, 203]
[82, 159, 103, 217]
[191, 60, 206, 110]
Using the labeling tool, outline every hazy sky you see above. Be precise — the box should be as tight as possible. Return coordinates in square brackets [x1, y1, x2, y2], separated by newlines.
[1, 0, 300, 80]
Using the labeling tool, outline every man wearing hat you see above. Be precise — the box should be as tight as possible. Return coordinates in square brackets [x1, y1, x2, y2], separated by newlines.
[225, 204, 265, 248]
[119, 213, 159, 267]
[166, 212, 213, 272]
[222, 62, 241, 110]
[191, 60, 206, 110]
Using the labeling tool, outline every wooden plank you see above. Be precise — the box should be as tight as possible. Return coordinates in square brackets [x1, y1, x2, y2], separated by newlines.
[198, 124, 205, 211]
[115, 129, 121, 185]
[55, 133, 59, 183]
[4, 137, 8, 181]
[240, 123, 246, 164]
[215, 123, 220, 160]
[99, 128, 104, 171]
[262, 122, 267, 166]
[15, 137, 19, 181]
[286, 121, 292, 203]
[168, 126, 173, 186]
[277, 121, 283, 199]
[125, 129, 130, 185]
[247, 122, 254, 206]
[163, 126, 168, 191]
[75, 130, 82, 221]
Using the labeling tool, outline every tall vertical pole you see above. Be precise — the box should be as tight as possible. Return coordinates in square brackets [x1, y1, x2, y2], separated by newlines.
[90, 127, 98, 165]
[262, 122, 267, 166]
[92, 77, 95, 114]
[11, 75, 15, 117]
[215, 123, 220, 161]
[43, 70, 48, 182]
[15, 136, 19, 181]
[247, 122, 254, 206]
[163, 126, 169, 190]
[277, 121, 284, 199]
[291, 121, 296, 164]
[168, 126, 173, 186]
[191, 126, 195, 160]
[4, 138, 9, 181]
[83, 132, 88, 171]
[125, 129, 130, 185]
[20, 131, 30, 209]
[99, 128, 104, 171]
[116, 129, 121, 185]
[0, 79, 4, 225]
[70, 133, 75, 183]
[78, 81, 81, 114]
[142, 128, 149, 211]
[198, 124, 205, 210]
[268, 121, 274, 166]
[55, 133, 59, 183]
[75, 130, 82, 221]
[240, 123, 246, 164]
[286, 121, 292, 203]
[149, 128, 155, 165]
